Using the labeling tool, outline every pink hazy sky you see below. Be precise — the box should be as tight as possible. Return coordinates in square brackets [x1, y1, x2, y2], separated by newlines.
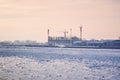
[0, 0, 120, 42]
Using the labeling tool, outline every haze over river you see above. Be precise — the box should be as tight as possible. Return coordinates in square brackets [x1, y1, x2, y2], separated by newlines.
[0, 47, 120, 80]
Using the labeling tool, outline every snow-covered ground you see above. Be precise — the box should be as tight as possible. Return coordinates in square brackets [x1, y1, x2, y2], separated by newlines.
[0, 47, 120, 80]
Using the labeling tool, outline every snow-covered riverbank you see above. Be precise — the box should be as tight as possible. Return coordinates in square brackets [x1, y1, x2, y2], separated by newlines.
[0, 47, 120, 80]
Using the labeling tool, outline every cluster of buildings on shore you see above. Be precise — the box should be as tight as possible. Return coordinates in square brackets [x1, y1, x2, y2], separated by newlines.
[47, 27, 120, 49]
[0, 38, 120, 49]
[0, 27, 120, 49]
[48, 36, 120, 49]
[0, 40, 42, 47]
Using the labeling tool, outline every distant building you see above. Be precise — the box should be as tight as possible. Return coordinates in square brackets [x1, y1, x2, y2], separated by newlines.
[48, 36, 80, 47]
[47, 29, 120, 49]
[0, 41, 12, 46]
[102, 40, 120, 49]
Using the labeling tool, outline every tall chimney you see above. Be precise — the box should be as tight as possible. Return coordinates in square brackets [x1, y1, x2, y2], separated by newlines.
[70, 28, 72, 38]
[79, 26, 82, 40]
[47, 29, 50, 41]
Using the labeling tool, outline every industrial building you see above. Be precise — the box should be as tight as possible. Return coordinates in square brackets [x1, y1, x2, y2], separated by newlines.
[47, 27, 120, 49]
[47, 27, 82, 47]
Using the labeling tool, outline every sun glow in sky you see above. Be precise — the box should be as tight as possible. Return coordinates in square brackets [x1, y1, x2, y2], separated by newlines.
[0, 0, 120, 42]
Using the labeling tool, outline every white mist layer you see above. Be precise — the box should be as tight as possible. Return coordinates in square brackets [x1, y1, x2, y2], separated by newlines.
[0, 57, 120, 80]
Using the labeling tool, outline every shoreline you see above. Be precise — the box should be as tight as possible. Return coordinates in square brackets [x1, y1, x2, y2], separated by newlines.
[0, 45, 120, 49]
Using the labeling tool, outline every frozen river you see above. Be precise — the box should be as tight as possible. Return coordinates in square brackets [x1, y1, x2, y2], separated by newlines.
[0, 47, 120, 80]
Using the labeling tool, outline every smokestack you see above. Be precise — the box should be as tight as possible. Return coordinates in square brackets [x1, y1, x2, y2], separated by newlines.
[48, 29, 49, 36]
[47, 29, 50, 41]
[70, 28, 72, 38]
[79, 25, 82, 40]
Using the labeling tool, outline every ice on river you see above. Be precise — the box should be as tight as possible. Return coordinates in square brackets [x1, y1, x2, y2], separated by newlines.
[0, 47, 120, 80]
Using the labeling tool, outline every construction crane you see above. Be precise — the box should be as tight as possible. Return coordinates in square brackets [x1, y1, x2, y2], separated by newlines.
[58, 30, 68, 38]
[63, 30, 68, 38]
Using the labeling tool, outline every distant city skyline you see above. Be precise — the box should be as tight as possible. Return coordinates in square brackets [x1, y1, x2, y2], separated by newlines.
[0, 0, 120, 42]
